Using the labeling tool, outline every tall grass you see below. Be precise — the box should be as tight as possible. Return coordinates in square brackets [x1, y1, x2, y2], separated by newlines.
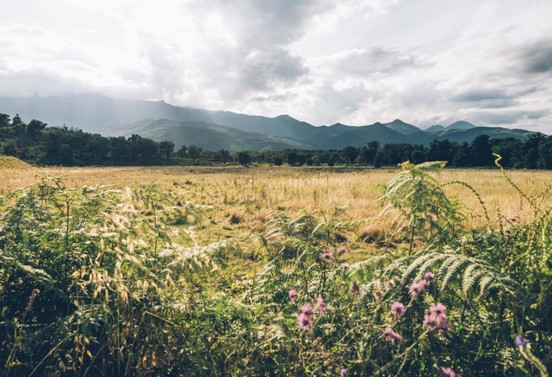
[0, 162, 550, 376]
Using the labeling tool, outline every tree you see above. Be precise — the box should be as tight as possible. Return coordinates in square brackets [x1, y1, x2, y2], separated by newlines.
[236, 151, 252, 166]
[343, 146, 359, 164]
[177, 145, 188, 158]
[27, 119, 47, 138]
[187, 145, 202, 162]
[0, 113, 10, 128]
[470, 135, 493, 166]
[273, 156, 284, 166]
[159, 141, 175, 160]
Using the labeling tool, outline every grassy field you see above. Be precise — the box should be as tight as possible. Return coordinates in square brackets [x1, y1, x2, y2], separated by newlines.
[2, 164, 551, 229]
[1, 162, 551, 376]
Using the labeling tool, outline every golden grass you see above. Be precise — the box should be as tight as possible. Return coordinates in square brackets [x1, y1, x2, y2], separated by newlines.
[2, 165, 551, 236]
[0, 155, 31, 169]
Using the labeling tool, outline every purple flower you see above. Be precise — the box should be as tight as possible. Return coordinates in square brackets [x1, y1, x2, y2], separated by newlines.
[337, 246, 347, 255]
[429, 303, 446, 316]
[321, 245, 334, 262]
[315, 297, 327, 314]
[300, 303, 314, 316]
[515, 336, 530, 347]
[297, 302, 315, 330]
[390, 301, 406, 318]
[424, 272, 435, 281]
[340, 368, 348, 376]
[424, 303, 451, 332]
[409, 281, 425, 296]
[288, 289, 297, 302]
[382, 327, 403, 345]
[440, 367, 461, 377]
[341, 262, 350, 271]
[297, 312, 314, 330]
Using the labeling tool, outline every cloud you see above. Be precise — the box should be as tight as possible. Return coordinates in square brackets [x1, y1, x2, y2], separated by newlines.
[318, 48, 418, 76]
[519, 38, 552, 74]
[466, 109, 550, 126]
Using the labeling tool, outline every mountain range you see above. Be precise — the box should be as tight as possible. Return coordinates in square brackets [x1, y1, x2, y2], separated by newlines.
[0, 93, 538, 151]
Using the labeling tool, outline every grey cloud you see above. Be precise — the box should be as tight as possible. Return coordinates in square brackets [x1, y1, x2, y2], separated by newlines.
[0, 69, 92, 97]
[451, 89, 510, 102]
[451, 89, 518, 109]
[468, 109, 550, 125]
[331, 48, 418, 76]
[519, 38, 552, 74]
[141, 38, 186, 98]
[187, 0, 326, 99]
[240, 48, 307, 90]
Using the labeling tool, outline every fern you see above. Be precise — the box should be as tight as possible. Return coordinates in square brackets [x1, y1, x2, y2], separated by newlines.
[384, 251, 524, 300]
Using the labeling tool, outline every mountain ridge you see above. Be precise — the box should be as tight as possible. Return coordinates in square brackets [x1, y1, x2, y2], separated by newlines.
[0, 93, 540, 151]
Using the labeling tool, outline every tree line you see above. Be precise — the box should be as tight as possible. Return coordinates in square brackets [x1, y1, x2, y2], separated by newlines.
[1, 113, 552, 168]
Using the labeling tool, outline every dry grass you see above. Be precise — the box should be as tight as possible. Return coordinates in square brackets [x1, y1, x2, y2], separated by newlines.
[2, 165, 551, 236]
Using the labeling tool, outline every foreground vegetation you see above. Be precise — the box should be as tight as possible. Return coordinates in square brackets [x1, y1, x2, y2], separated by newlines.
[0, 161, 551, 376]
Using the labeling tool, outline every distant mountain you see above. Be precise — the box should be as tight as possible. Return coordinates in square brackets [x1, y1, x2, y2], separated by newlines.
[426, 125, 446, 133]
[433, 126, 534, 144]
[446, 120, 476, 130]
[122, 119, 314, 151]
[383, 119, 422, 135]
[320, 123, 426, 149]
[0, 94, 541, 150]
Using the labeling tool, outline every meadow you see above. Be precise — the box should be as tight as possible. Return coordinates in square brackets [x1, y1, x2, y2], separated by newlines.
[1, 161, 551, 376]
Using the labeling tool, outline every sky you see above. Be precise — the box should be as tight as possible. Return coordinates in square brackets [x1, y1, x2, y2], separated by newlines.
[1, 0, 551, 132]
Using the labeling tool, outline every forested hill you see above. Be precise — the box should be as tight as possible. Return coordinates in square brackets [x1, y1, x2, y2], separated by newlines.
[1, 113, 552, 169]
[0, 94, 539, 150]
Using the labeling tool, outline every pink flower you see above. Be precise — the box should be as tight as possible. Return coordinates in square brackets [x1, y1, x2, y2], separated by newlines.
[341, 262, 350, 271]
[297, 302, 315, 330]
[440, 367, 461, 377]
[297, 312, 314, 330]
[429, 303, 446, 316]
[424, 272, 435, 281]
[288, 289, 297, 302]
[409, 281, 425, 296]
[300, 303, 314, 316]
[337, 246, 347, 255]
[424, 303, 451, 331]
[382, 327, 403, 345]
[320, 246, 334, 262]
[390, 301, 406, 318]
[315, 297, 327, 314]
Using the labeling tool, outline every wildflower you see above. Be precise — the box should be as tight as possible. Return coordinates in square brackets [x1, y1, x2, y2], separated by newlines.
[440, 367, 461, 377]
[297, 312, 314, 330]
[424, 303, 450, 331]
[382, 327, 403, 345]
[409, 281, 425, 296]
[297, 302, 315, 330]
[429, 303, 446, 316]
[321, 245, 334, 262]
[390, 301, 406, 318]
[350, 280, 360, 294]
[341, 262, 350, 271]
[340, 368, 348, 376]
[315, 297, 327, 314]
[300, 303, 314, 316]
[337, 246, 347, 255]
[288, 289, 297, 302]
[424, 272, 435, 281]
[515, 336, 530, 347]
